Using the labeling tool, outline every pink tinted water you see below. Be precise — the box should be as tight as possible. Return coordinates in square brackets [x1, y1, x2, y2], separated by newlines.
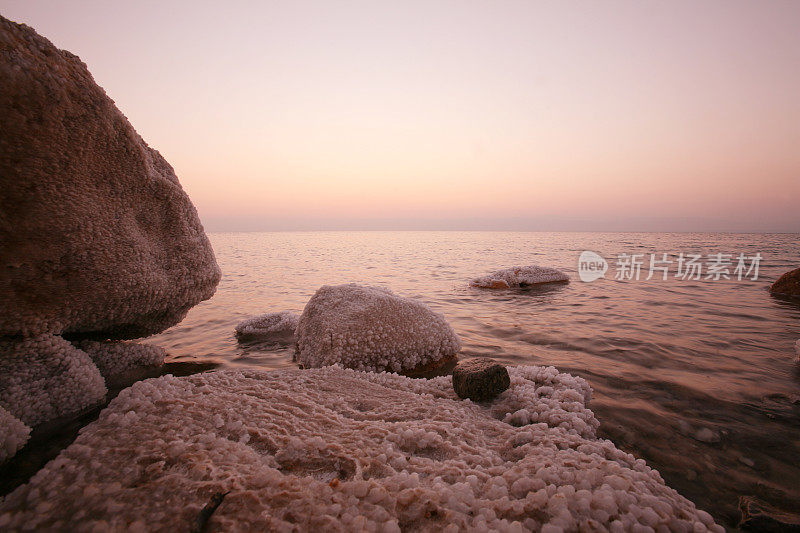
[150, 231, 800, 527]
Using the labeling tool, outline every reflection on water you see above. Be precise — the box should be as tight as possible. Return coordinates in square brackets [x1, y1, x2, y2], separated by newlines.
[150, 231, 800, 528]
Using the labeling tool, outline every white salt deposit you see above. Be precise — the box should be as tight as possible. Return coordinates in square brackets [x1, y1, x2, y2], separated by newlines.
[0, 335, 107, 427]
[74, 340, 166, 379]
[295, 284, 461, 373]
[0, 365, 721, 531]
[234, 311, 299, 340]
[471, 266, 570, 289]
[0, 406, 30, 463]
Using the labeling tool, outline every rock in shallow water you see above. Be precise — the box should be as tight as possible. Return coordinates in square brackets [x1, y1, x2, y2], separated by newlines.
[234, 311, 299, 342]
[470, 265, 569, 289]
[295, 284, 461, 373]
[0, 365, 722, 531]
[452, 357, 510, 401]
[0, 16, 220, 339]
[770, 267, 800, 299]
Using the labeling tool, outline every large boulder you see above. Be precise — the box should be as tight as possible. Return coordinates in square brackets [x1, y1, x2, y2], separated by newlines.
[0, 366, 722, 531]
[296, 284, 461, 373]
[0, 16, 220, 339]
[770, 267, 800, 299]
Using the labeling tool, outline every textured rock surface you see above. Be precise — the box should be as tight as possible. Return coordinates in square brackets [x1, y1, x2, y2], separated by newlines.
[0, 406, 30, 463]
[74, 340, 165, 380]
[296, 284, 461, 373]
[770, 267, 800, 298]
[471, 266, 569, 289]
[235, 311, 299, 341]
[0, 335, 107, 427]
[0, 366, 722, 531]
[452, 357, 511, 401]
[738, 495, 800, 531]
[0, 16, 220, 339]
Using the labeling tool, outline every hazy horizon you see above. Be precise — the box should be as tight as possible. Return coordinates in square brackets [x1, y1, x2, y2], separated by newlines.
[2, 1, 798, 233]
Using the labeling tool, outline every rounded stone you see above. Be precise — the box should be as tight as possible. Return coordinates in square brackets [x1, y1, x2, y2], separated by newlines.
[769, 267, 800, 299]
[452, 357, 510, 401]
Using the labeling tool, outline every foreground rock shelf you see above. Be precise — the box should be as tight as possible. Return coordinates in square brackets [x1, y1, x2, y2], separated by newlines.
[0, 365, 721, 532]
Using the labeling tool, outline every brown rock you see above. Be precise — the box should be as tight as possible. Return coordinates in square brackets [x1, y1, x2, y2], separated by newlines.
[0, 16, 220, 339]
[739, 496, 800, 532]
[452, 357, 510, 401]
[770, 267, 800, 299]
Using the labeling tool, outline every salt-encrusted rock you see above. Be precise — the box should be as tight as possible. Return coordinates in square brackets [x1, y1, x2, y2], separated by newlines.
[770, 267, 800, 299]
[73, 340, 166, 380]
[0, 365, 722, 531]
[452, 357, 510, 401]
[470, 265, 569, 289]
[235, 311, 299, 341]
[0, 16, 221, 339]
[0, 335, 106, 427]
[0, 406, 31, 463]
[296, 284, 461, 373]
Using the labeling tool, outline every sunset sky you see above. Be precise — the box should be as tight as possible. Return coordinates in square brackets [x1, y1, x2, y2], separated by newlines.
[2, 1, 799, 232]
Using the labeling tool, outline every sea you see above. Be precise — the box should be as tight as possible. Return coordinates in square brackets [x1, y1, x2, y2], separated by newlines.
[149, 231, 800, 528]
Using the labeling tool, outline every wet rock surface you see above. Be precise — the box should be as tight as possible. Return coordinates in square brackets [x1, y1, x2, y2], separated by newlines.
[770, 267, 800, 299]
[452, 357, 510, 401]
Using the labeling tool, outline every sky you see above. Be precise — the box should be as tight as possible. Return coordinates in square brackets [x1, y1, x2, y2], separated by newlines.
[2, 1, 799, 232]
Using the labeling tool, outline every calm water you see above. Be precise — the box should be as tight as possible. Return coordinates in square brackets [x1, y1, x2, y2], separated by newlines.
[151, 231, 800, 528]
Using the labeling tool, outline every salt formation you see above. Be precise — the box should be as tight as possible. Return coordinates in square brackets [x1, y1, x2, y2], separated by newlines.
[471, 266, 570, 289]
[0, 16, 221, 339]
[0, 365, 721, 531]
[0, 406, 30, 463]
[74, 340, 166, 379]
[0, 16, 220, 460]
[235, 311, 299, 341]
[295, 284, 461, 372]
[0, 335, 107, 427]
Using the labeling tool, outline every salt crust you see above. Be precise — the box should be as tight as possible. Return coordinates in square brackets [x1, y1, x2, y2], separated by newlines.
[0, 16, 220, 339]
[0, 366, 721, 532]
[75, 340, 166, 378]
[235, 312, 300, 339]
[0, 335, 107, 427]
[0, 406, 31, 463]
[471, 266, 570, 289]
[296, 284, 461, 372]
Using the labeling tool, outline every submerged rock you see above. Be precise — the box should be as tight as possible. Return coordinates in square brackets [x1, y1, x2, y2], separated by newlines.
[0, 16, 221, 339]
[295, 284, 461, 373]
[0, 365, 722, 531]
[470, 265, 569, 289]
[235, 311, 299, 341]
[0, 407, 30, 463]
[452, 357, 510, 401]
[770, 267, 800, 299]
[0, 335, 106, 427]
